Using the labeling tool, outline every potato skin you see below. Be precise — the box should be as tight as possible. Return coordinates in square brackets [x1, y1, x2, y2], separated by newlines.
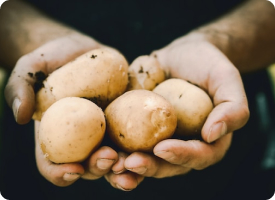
[38, 97, 106, 163]
[153, 78, 213, 137]
[105, 90, 177, 153]
[33, 48, 128, 121]
[127, 55, 166, 91]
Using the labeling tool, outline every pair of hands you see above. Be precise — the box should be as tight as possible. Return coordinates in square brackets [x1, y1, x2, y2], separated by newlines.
[4, 32, 249, 190]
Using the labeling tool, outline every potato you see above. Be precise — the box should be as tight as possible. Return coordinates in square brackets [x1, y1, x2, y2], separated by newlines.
[38, 97, 106, 163]
[104, 90, 177, 153]
[33, 48, 129, 121]
[127, 55, 166, 91]
[153, 78, 213, 137]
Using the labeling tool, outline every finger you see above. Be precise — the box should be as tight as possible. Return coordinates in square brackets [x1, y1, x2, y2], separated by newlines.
[154, 133, 233, 170]
[81, 146, 118, 180]
[5, 34, 100, 124]
[35, 121, 84, 187]
[105, 171, 144, 191]
[5, 55, 46, 124]
[124, 152, 191, 178]
[36, 146, 85, 187]
[112, 151, 128, 174]
[201, 65, 249, 143]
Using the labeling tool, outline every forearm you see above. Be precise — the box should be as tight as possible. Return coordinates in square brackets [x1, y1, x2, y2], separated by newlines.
[191, 0, 275, 73]
[0, 0, 99, 69]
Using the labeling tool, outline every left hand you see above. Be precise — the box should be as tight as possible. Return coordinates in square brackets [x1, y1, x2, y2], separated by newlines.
[105, 30, 249, 191]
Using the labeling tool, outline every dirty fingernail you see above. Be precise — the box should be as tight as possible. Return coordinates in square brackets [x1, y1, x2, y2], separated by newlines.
[113, 169, 125, 174]
[207, 121, 227, 143]
[63, 173, 80, 182]
[116, 184, 132, 191]
[12, 98, 21, 122]
[97, 159, 115, 170]
[128, 167, 147, 175]
[154, 151, 175, 161]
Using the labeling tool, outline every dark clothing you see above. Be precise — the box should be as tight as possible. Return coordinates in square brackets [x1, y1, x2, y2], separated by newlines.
[27, 0, 245, 63]
[1, 1, 275, 200]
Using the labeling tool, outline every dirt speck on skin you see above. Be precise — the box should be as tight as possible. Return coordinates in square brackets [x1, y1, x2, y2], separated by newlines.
[32, 71, 47, 93]
[28, 72, 33, 78]
[138, 66, 144, 73]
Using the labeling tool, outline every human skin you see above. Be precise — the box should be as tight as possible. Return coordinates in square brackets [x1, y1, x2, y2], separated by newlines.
[1, 0, 275, 190]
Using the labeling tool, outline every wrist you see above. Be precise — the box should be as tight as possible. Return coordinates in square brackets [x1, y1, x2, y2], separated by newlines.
[0, 0, 101, 68]
[191, 25, 251, 70]
[188, 0, 275, 72]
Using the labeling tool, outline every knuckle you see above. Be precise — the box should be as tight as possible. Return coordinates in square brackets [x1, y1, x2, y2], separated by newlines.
[179, 155, 193, 166]
[193, 159, 213, 170]
[240, 103, 250, 124]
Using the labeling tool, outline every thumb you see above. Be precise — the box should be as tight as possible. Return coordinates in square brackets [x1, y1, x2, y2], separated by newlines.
[151, 42, 249, 143]
[4, 55, 46, 124]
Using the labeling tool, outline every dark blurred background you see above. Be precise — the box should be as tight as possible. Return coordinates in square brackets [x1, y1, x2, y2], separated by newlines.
[1, 0, 275, 199]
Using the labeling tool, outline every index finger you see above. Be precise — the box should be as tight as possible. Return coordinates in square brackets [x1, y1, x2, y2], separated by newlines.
[5, 54, 47, 124]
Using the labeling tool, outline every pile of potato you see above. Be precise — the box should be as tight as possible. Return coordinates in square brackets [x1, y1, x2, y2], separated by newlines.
[34, 48, 213, 164]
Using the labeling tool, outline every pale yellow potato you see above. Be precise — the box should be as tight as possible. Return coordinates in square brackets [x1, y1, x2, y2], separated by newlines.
[38, 97, 106, 163]
[127, 55, 166, 91]
[33, 48, 129, 121]
[153, 78, 213, 137]
[105, 90, 177, 153]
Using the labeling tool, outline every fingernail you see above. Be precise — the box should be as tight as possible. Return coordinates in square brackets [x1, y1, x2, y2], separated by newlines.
[12, 98, 21, 122]
[63, 173, 80, 182]
[113, 169, 125, 174]
[97, 159, 115, 170]
[116, 184, 132, 191]
[154, 151, 175, 161]
[207, 121, 227, 143]
[128, 167, 147, 175]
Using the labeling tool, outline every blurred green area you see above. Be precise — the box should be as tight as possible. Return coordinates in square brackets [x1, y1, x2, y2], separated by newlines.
[0, 67, 7, 162]
[0, 68, 7, 143]
[0, 68, 7, 113]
